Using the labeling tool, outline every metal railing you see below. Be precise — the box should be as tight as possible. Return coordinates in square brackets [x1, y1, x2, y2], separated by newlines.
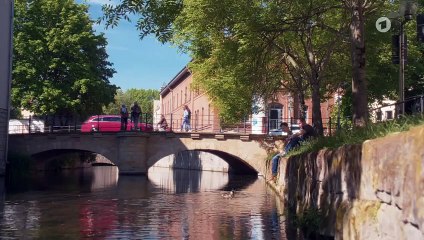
[9, 109, 372, 136]
[8, 112, 339, 136]
[155, 113, 336, 136]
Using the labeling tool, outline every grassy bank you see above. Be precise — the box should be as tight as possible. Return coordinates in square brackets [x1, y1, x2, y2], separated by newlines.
[287, 114, 424, 157]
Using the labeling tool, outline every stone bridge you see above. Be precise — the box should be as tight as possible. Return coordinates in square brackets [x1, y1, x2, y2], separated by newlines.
[8, 132, 281, 175]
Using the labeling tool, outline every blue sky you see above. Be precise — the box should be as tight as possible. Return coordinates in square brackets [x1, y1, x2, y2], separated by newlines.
[83, 0, 191, 91]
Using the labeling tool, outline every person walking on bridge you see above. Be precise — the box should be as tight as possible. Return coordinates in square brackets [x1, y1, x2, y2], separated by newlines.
[181, 105, 191, 132]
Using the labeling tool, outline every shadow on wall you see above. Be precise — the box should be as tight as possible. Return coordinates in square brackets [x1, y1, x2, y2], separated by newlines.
[173, 150, 203, 170]
[284, 144, 363, 239]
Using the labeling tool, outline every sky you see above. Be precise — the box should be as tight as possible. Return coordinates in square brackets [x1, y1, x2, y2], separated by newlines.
[83, 0, 191, 91]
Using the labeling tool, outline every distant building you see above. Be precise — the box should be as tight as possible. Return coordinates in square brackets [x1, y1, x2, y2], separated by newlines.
[160, 67, 220, 132]
[370, 99, 396, 122]
[160, 66, 336, 134]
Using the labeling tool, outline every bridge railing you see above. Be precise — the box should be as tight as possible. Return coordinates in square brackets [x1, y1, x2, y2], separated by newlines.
[154, 113, 337, 136]
[9, 112, 339, 136]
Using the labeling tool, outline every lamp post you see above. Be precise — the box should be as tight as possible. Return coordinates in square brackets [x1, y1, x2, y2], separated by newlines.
[397, 0, 417, 116]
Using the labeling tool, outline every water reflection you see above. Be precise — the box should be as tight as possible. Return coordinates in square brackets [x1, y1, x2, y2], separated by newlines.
[148, 167, 229, 193]
[0, 167, 288, 239]
[90, 166, 119, 190]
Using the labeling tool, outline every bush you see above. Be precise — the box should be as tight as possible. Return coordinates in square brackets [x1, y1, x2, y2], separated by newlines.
[287, 114, 424, 157]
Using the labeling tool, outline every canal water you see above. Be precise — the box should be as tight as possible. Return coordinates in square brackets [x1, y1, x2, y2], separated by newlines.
[0, 166, 295, 239]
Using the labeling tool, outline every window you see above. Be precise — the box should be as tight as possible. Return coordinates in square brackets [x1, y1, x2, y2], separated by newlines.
[201, 107, 204, 127]
[185, 87, 187, 103]
[103, 117, 120, 122]
[268, 103, 283, 130]
[386, 111, 393, 120]
[304, 106, 309, 122]
[181, 90, 183, 105]
[376, 111, 382, 121]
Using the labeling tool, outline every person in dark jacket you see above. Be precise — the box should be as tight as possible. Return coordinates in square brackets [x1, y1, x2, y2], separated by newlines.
[284, 117, 316, 153]
[130, 102, 141, 131]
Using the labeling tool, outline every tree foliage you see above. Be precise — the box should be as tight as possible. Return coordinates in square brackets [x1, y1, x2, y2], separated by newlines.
[12, 0, 118, 119]
[103, 88, 160, 117]
[101, 0, 424, 126]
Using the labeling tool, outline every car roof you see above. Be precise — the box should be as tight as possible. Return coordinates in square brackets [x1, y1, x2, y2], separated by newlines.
[89, 115, 120, 118]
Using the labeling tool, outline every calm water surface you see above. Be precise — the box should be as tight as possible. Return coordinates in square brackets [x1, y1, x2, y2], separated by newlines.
[0, 167, 290, 239]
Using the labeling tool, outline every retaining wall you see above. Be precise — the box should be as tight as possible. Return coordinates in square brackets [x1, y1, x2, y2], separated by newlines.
[271, 124, 424, 239]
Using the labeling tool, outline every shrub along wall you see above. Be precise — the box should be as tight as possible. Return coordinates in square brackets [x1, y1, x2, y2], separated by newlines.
[271, 124, 424, 239]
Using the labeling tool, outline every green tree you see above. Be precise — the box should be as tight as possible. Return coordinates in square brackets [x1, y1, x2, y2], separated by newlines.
[103, 88, 160, 122]
[101, 0, 424, 128]
[102, 0, 350, 130]
[12, 0, 117, 120]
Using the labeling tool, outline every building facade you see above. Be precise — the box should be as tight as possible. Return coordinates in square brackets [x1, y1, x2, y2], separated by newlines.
[0, 0, 14, 175]
[160, 66, 336, 134]
[160, 67, 220, 132]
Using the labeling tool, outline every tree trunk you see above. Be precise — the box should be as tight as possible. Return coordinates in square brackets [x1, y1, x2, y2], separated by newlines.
[350, 3, 368, 127]
[311, 82, 324, 136]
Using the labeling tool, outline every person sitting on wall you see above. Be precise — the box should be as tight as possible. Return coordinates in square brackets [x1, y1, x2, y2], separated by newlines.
[269, 122, 292, 182]
[284, 117, 316, 154]
[157, 114, 168, 131]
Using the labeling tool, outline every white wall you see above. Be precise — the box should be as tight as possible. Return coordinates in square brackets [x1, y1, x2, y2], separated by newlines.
[153, 100, 161, 129]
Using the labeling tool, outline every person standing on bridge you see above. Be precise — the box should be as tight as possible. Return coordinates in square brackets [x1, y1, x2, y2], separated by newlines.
[120, 104, 129, 131]
[182, 105, 191, 132]
[131, 101, 142, 131]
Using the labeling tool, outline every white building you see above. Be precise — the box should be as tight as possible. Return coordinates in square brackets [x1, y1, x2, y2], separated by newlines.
[370, 98, 396, 122]
[153, 100, 161, 130]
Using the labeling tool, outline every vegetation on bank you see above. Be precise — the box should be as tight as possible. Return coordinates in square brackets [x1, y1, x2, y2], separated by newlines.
[287, 114, 424, 157]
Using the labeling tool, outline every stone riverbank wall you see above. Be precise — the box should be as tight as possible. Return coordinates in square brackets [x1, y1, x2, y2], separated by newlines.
[270, 124, 424, 239]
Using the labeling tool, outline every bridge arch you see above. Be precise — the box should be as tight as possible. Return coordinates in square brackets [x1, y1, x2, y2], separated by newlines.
[150, 149, 257, 174]
[30, 149, 115, 171]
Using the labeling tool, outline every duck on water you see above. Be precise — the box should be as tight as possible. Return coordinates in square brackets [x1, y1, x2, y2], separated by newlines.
[221, 190, 235, 199]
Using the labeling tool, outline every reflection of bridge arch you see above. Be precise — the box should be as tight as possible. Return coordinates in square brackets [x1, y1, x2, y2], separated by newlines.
[31, 149, 114, 171]
[9, 133, 273, 175]
[148, 168, 229, 193]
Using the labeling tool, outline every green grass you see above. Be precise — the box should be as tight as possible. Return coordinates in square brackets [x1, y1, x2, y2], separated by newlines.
[286, 114, 424, 157]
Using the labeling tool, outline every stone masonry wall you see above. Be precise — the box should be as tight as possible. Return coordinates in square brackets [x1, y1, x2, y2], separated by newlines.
[270, 124, 424, 239]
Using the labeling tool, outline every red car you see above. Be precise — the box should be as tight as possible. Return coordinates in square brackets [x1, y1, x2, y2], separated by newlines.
[81, 115, 153, 132]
